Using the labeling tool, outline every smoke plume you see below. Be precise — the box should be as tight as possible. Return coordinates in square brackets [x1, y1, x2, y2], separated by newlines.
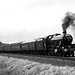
[62, 11, 75, 34]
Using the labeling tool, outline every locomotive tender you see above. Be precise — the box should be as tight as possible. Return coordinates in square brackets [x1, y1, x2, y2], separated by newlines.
[0, 32, 74, 57]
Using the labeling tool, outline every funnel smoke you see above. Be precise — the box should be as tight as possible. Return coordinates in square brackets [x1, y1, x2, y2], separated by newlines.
[62, 12, 75, 34]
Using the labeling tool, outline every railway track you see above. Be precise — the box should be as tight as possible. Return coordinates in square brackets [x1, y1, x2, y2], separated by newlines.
[0, 53, 75, 62]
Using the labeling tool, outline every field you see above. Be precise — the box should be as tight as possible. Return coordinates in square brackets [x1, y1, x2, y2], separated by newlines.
[0, 55, 75, 75]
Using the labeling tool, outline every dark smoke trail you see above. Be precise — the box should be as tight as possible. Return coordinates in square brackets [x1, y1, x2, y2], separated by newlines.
[62, 12, 75, 34]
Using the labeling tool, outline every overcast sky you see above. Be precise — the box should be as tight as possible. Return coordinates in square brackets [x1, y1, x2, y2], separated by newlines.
[0, 0, 75, 43]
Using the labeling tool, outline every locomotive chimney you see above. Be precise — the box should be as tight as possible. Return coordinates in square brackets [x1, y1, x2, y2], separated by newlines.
[63, 30, 66, 35]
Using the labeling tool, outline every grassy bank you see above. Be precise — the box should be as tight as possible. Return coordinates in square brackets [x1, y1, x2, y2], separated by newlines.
[0, 56, 75, 75]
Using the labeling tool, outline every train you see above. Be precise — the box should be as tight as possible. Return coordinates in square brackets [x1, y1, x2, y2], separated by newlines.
[0, 12, 75, 57]
[0, 32, 75, 57]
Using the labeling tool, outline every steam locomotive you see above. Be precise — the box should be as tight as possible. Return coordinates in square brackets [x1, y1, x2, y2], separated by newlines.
[0, 32, 75, 57]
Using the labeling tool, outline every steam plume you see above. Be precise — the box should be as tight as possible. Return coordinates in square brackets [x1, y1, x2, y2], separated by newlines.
[62, 11, 75, 34]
